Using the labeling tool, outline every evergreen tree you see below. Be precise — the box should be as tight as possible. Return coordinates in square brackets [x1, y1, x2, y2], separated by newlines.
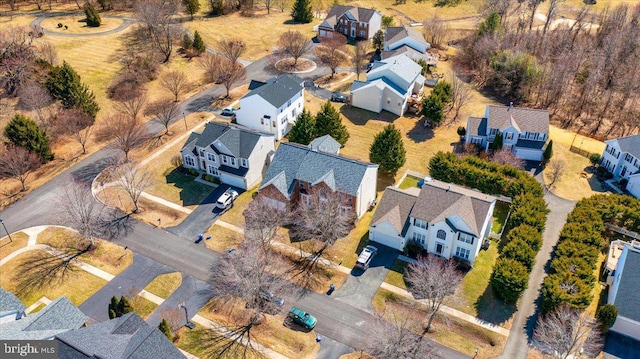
[109, 309, 117, 319]
[108, 296, 119, 319]
[118, 296, 134, 316]
[314, 101, 349, 146]
[478, 12, 502, 37]
[183, 34, 193, 50]
[492, 131, 503, 150]
[45, 62, 100, 118]
[4, 114, 53, 162]
[432, 80, 453, 104]
[287, 109, 316, 145]
[158, 319, 174, 341]
[291, 0, 313, 23]
[84, 3, 101, 27]
[372, 30, 384, 52]
[421, 94, 444, 125]
[192, 31, 206, 54]
[596, 304, 618, 332]
[370, 124, 406, 174]
[543, 140, 553, 161]
[182, 0, 201, 20]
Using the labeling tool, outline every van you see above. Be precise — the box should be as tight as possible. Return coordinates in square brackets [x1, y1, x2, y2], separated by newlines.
[355, 245, 378, 270]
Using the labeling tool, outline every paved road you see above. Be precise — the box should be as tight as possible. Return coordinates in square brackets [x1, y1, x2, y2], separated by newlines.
[499, 175, 576, 359]
[317, 336, 354, 359]
[31, 12, 135, 38]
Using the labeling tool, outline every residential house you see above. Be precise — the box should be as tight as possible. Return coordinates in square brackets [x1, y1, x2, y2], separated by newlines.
[56, 312, 186, 359]
[258, 138, 378, 219]
[382, 25, 433, 61]
[465, 104, 550, 161]
[318, 5, 382, 40]
[0, 287, 26, 324]
[235, 74, 305, 140]
[0, 295, 87, 340]
[607, 243, 640, 340]
[601, 134, 640, 199]
[369, 178, 497, 265]
[350, 54, 425, 116]
[180, 122, 275, 190]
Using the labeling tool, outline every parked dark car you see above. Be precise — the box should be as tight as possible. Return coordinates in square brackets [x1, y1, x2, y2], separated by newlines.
[331, 93, 347, 103]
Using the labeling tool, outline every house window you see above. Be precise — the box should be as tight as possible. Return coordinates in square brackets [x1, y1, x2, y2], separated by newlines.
[339, 206, 352, 217]
[287, 100, 291, 107]
[207, 153, 215, 162]
[199, 149, 205, 157]
[412, 232, 426, 245]
[185, 156, 195, 167]
[621, 166, 627, 177]
[471, 137, 482, 145]
[387, 97, 391, 104]
[229, 157, 236, 166]
[437, 230, 446, 240]
[319, 189, 328, 201]
[301, 193, 312, 207]
[272, 120, 276, 127]
[413, 218, 427, 229]
[222, 156, 228, 165]
[455, 247, 470, 260]
[299, 181, 304, 189]
[625, 153, 634, 163]
[459, 233, 474, 244]
[241, 159, 248, 168]
[208, 165, 220, 176]
[281, 116, 287, 124]
[292, 109, 296, 117]
[489, 128, 498, 136]
[360, 31, 366, 37]
[505, 132, 513, 140]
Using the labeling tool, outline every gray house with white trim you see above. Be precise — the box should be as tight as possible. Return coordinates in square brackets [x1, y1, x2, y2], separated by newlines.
[601, 135, 640, 199]
[607, 244, 640, 340]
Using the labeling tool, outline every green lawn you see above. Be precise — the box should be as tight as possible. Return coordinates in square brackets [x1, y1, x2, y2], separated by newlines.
[398, 175, 421, 190]
[384, 260, 408, 290]
[144, 272, 182, 299]
[164, 169, 214, 207]
[492, 201, 511, 235]
[130, 295, 159, 319]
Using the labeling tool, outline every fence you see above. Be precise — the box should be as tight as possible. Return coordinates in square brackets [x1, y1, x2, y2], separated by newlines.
[569, 145, 592, 159]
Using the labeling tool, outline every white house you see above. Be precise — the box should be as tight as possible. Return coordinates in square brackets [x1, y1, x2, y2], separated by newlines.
[465, 104, 550, 161]
[258, 138, 378, 219]
[235, 74, 304, 140]
[318, 5, 382, 40]
[382, 25, 431, 60]
[607, 244, 640, 340]
[180, 122, 275, 190]
[369, 178, 497, 265]
[601, 134, 640, 199]
[350, 54, 425, 116]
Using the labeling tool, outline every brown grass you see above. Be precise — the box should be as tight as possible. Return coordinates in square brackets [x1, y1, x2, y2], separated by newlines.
[40, 15, 124, 34]
[144, 272, 183, 299]
[218, 186, 258, 227]
[203, 224, 245, 252]
[0, 250, 108, 306]
[37, 227, 133, 275]
[325, 209, 375, 269]
[129, 294, 159, 319]
[0, 232, 30, 260]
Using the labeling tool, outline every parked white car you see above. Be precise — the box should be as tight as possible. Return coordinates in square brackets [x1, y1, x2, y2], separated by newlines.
[216, 189, 239, 209]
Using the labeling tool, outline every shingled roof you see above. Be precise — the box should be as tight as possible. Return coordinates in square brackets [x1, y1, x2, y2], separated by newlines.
[309, 135, 341, 155]
[260, 142, 377, 198]
[0, 296, 87, 340]
[608, 134, 640, 159]
[487, 105, 549, 135]
[385, 25, 428, 50]
[320, 5, 379, 29]
[0, 287, 25, 319]
[612, 247, 640, 323]
[371, 187, 418, 235]
[242, 74, 303, 108]
[181, 122, 267, 159]
[56, 312, 186, 359]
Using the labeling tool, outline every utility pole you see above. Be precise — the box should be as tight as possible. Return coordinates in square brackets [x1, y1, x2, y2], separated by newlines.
[0, 219, 12, 243]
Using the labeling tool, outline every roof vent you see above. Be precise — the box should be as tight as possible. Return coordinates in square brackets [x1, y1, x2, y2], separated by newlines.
[446, 185, 450, 192]
[508, 102, 513, 110]
[423, 176, 432, 182]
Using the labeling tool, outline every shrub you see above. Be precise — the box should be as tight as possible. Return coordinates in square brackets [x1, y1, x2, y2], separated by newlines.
[46, 61, 99, 117]
[540, 273, 592, 314]
[549, 256, 594, 282]
[192, 31, 206, 54]
[158, 319, 173, 341]
[457, 126, 466, 137]
[589, 153, 601, 167]
[187, 168, 199, 177]
[370, 124, 406, 174]
[202, 174, 220, 184]
[84, 3, 101, 27]
[596, 304, 618, 332]
[491, 258, 529, 303]
[555, 240, 599, 266]
[505, 224, 542, 251]
[4, 114, 54, 162]
[57, 23, 63, 28]
[291, 0, 313, 23]
[501, 238, 536, 271]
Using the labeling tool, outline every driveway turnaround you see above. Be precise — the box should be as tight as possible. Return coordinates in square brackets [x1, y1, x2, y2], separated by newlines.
[79, 254, 174, 322]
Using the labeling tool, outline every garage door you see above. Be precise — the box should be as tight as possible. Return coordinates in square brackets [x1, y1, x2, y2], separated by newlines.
[262, 197, 286, 211]
[369, 230, 405, 251]
[515, 148, 543, 161]
[220, 174, 246, 190]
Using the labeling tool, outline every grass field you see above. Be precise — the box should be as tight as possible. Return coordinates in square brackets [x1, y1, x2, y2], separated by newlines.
[144, 272, 182, 299]
[326, 208, 375, 269]
[218, 186, 259, 227]
[0, 250, 107, 307]
[40, 15, 124, 34]
[0, 232, 29, 260]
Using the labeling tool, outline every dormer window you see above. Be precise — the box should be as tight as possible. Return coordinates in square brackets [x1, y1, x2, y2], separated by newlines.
[437, 230, 446, 240]
[241, 159, 248, 168]
[199, 149, 205, 157]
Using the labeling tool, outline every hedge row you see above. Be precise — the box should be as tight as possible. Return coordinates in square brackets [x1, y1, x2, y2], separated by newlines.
[428, 152, 549, 303]
[541, 194, 640, 314]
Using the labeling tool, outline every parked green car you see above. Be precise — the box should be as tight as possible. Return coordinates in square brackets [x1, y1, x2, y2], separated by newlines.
[288, 307, 317, 329]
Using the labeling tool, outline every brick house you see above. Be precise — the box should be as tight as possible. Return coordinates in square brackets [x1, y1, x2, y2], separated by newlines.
[317, 5, 382, 40]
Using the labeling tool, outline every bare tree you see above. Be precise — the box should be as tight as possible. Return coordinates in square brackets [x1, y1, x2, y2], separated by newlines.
[198, 52, 223, 84]
[243, 194, 290, 253]
[160, 70, 188, 102]
[0, 26, 37, 96]
[145, 98, 179, 135]
[263, 0, 273, 14]
[36, 41, 58, 65]
[218, 38, 246, 64]
[316, 34, 349, 77]
[422, 15, 448, 49]
[449, 73, 473, 121]
[0, 145, 41, 191]
[542, 0, 566, 38]
[57, 109, 95, 154]
[278, 30, 312, 67]
[274, 0, 291, 12]
[113, 162, 152, 213]
[492, 149, 525, 169]
[115, 92, 147, 120]
[134, 0, 181, 63]
[218, 57, 246, 98]
[17, 81, 54, 130]
[545, 159, 566, 189]
[405, 255, 463, 334]
[96, 114, 150, 160]
[368, 308, 437, 359]
[533, 305, 604, 359]
[352, 41, 370, 81]
[57, 182, 105, 247]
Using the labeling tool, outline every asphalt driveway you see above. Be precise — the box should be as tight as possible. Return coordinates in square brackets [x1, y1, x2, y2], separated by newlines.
[332, 244, 400, 313]
[146, 274, 213, 327]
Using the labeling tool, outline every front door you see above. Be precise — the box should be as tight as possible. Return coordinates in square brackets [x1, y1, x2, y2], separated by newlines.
[435, 243, 444, 255]
[351, 27, 356, 38]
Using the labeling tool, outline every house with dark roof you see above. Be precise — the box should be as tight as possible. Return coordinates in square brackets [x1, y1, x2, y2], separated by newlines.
[180, 122, 275, 190]
[235, 74, 304, 140]
[318, 5, 382, 40]
[382, 25, 434, 62]
[465, 104, 550, 161]
[56, 312, 186, 359]
[0, 287, 26, 324]
[601, 134, 640, 199]
[369, 178, 496, 265]
[0, 295, 87, 340]
[258, 139, 378, 218]
[350, 54, 425, 116]
[607, 244, 640, 340]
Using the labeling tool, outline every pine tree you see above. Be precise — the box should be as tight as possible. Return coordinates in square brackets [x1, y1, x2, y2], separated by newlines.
[4, 114, 53, 162]
[182, 0, 201, 20]
[432, 80, 453, 104]
[492, 131, 503, 150]
[544, 140, 553, 161]
[108, 296, 119, 319]
[183, 34, 193, 50]
[192, 31, 206, 54]
[369, 124, 406, 174]
[314, 101, 349, 146]
[45, 61, 100, 118]
[158, 319, 174, 341]
[478, 12, 503, 37]
[421, 94, 444, 125]
[287, 109, 316, 145]
[291, 0, 313, 23]
[118, 296, 134, 316]
[372, 30, 384, 52]
[84, 3, 101, 27]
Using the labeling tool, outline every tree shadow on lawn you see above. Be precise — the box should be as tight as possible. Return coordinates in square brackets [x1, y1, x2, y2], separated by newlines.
[165, 168, 215, 207]
[376, 172, 396, 192]
[474, 283, 517, 326]
[339, 105, 398, 126]
[406, 116, 434, 143]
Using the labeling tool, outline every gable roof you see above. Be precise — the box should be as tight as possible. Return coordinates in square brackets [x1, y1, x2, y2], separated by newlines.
[322, 5, 379, 28]
[181, 122, 269, 159]
[56, 312, 186, 359]
[613, 247, 640, 322]
[487, 105, 549, 135]
[467, 117, 487, 137]
[0, 287, 25, 318]
[366, 54, 423, 89]
[385, 25, 428, 50]
[242, 74, 303, 108]
[350, 77, 407, 98]
[0, 297, 87, 340]
[259, 142, 377, 199]
[371, 187, 418, 235]
[410, 179, 496, 237]
[607, 134, 640, 158]
[309, 135, 341, 155]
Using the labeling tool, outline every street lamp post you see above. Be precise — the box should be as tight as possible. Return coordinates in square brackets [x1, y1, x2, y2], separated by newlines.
[0, 219, 12, 243]
[178, 302, 195, 329]
[183, 112, 188, 132]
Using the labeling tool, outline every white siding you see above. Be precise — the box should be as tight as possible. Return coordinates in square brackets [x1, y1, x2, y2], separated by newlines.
[425, 221, 455, 259]
[369, 222, 405, 251]
[514, 147, 544, 161]
[236, 96, 277, 135]
[367, 13, 382, 39]
[387, 38, 429, 54]
[627, 175, 640, 199]
[381, 86, 406, 116]
[351, 85, 382, 113]
[356, 166, 378, 218]
[245, 135, 276, 189]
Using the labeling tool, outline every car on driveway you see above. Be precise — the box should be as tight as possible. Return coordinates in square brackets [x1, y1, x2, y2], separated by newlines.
[355, 245, 378, 270]
[216, 189, 239, 209]
[288, 307, 317, 329]
[330, 93, 347, 103]
[220, 107, 236, 119]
